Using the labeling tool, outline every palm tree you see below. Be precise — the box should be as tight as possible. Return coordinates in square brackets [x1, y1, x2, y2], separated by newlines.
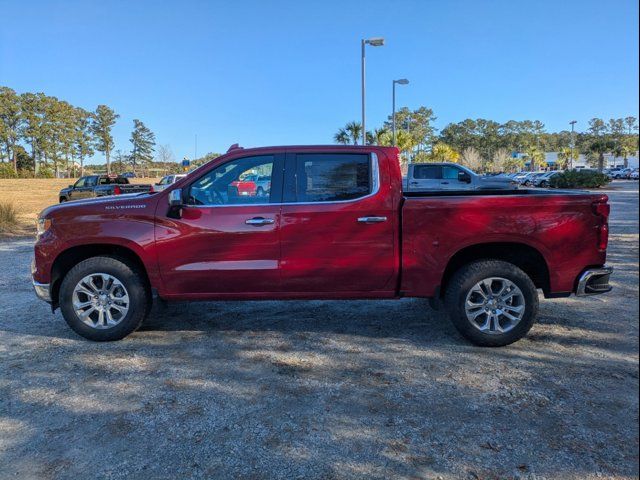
[334, 121, 363, 145]
[344, 121, 363, 145]
[334, 129, 350, 145]
[556, 147, 577, 170]
[428, 143, 460, 163]
[524, 146, 545, 171]
[369, 128, 390, 146]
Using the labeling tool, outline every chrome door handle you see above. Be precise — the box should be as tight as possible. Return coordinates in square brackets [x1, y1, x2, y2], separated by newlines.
[357, 216, 387, 224]
[245, 217, 275, 226]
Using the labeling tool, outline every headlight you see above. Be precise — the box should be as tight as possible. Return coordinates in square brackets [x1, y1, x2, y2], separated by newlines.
[36, 218, 52, 237]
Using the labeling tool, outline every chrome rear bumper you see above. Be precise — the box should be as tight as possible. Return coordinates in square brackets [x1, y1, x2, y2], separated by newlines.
[576, 266, 613, 296]
[33, 280, 51, 303]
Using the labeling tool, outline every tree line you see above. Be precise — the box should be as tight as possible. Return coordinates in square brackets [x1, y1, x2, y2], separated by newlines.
[0, 86, 157, 177]
[335, 108, 639, 172]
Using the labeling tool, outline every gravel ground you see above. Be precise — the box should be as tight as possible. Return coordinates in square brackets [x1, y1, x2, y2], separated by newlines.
[1, 182, 638, 480]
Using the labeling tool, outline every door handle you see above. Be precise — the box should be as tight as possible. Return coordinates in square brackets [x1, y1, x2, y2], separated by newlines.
[441, 182, 449, 185]
[245, 217, 275, 226]
[357, 216, 388, 224]
[410, 181, 418, 184]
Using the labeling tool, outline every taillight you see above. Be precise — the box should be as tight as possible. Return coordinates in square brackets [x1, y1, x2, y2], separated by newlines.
[592, 201, 610, 252]
[113, 185, 122, 195]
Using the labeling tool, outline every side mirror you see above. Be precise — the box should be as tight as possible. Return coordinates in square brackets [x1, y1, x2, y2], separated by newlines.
[168, 188, 183, 207]
[458, 171, 472, 183]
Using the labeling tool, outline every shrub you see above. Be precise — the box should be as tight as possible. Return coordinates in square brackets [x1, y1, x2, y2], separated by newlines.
[0, 202, 19, 234]
[549, 170, 611, 189]
[0, 163, 17, 178]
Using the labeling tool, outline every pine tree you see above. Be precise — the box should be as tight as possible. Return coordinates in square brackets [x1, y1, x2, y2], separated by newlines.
[91, 105, 119, 174]
[129, 119, 156, 172]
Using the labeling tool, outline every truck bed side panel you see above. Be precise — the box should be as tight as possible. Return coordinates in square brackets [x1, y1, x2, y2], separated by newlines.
[400, 193, 608, 296]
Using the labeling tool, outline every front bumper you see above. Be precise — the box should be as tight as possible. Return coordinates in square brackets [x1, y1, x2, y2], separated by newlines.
[33, 279, 51, 302]
[576, 266, 613, 296]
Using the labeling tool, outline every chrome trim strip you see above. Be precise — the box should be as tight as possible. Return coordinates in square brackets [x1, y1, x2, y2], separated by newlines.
[576, 266, 613, 296]
[183, 152, 381, 209]
[33, 280, 51, 303]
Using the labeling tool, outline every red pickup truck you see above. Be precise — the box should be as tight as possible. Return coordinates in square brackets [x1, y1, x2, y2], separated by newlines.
[32, 145, 612, 346]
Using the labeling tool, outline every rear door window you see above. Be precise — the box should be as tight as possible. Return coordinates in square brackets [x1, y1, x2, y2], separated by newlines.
[290, 153, 371, 203]
[413, 165, 442, 179]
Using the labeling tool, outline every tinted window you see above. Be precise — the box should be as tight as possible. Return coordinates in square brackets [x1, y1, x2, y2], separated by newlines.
[413, 165, 441, 179]
[442, 166, 461, 180]
[85, 176, 97, 187]
[74, 177, 86, 188]
[187, 155, 275, 206]
[294, 154, 370, 202]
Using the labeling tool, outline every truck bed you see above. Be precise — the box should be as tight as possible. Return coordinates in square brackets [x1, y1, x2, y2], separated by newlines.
[400, 189, 608, 297]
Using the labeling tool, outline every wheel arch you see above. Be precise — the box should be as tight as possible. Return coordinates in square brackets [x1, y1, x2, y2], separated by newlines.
[50, 244, 151, 308]
[440, 242, 550, 298]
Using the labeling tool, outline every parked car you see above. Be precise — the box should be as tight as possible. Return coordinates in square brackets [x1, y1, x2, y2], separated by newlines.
[153, 174, 187, 192]
[121, 172, 137, 178]
[534, 171, 562, 188]
[58, 175, 153, 202]
[521, 172, 547, 187]
[404, 163, 517, 191]
[610, 168, 633, 179]
[33, 145, 612, 347]
[630, 169, 639, 180]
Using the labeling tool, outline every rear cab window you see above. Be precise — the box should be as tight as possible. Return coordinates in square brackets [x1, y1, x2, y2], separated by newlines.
[286, 153, 373, 203]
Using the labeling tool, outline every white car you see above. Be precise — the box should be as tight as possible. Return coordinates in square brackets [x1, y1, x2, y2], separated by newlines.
[533, 171, 562, 188]
[631, 169, 639, 180]
[153, 174, 187, 192]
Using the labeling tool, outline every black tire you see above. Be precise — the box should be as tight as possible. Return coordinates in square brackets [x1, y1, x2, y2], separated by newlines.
[444, 260, 539, 347]
[59, 197, 67, 203]
[256, 187, 265, 197]
[59, 256, 151, 341]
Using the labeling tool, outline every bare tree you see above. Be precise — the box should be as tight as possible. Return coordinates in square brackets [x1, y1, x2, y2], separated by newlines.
[155, 144, 175, 164]
[460, 147, 482, 172]
[492, 148, 512, 173]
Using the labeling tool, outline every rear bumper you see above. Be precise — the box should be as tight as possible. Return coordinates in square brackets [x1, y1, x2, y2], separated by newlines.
[576, 266, 613, 296]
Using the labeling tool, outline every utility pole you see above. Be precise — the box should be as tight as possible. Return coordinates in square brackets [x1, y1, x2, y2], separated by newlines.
[569, 120, 577, 170]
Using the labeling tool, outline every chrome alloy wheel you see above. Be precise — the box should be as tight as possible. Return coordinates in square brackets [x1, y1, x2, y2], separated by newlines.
[464, 277, 525, 335]
[72, 273, 130, 329]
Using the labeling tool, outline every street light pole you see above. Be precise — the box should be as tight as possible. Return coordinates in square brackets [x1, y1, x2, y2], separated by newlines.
[569, 120, 577, 170]
[392, 78, 409, 146]
[361, 37, 384, 146]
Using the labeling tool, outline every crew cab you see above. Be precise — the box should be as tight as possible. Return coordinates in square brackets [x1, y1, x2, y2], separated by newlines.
[404, 163, 517, 191]
[59, 175, 152, 202]
[33, 145, 612, 346]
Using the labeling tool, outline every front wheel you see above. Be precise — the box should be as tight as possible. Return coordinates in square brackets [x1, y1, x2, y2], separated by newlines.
[444, 260, 539, 347]
[59, 256, 151, 341]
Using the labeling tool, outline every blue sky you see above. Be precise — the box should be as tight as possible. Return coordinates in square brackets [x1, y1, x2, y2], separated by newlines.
[1, 0, 638, 162]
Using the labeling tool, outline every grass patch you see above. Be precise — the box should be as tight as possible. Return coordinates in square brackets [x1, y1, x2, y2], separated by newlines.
[0, 202, 19, 234]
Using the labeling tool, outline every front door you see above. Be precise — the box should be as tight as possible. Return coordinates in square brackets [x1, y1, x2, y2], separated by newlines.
[279, 151, 396, 293]
[155, 154, 284, 296]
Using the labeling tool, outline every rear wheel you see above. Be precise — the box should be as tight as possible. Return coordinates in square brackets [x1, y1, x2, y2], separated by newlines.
[59, 256, 151, 341]
[444, 260, 538, 347]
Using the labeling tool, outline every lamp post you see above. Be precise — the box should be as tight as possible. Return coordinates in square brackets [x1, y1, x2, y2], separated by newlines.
[392, 79, 409, 146]
[361, 37, 385, 145]
[569, 120, 577, 170]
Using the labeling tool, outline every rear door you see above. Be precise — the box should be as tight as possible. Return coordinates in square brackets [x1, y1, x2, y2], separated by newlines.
[279, 150, 396, 293]
[408, 164, 443, 190]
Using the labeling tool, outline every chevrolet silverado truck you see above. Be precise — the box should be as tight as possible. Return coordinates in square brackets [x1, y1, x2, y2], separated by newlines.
[59, 174, 152, 202]
[33, 145, 613, 346]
